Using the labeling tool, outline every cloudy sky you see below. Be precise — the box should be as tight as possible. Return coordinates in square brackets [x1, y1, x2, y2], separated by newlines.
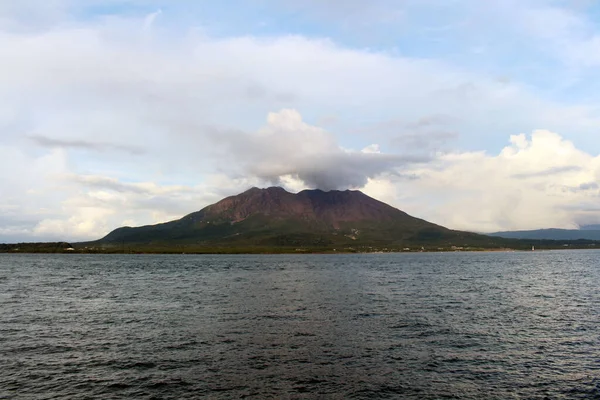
[3, 0, 600, 242]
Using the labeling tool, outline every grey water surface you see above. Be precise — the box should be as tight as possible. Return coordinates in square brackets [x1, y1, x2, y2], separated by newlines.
[1, 251, 599, 399]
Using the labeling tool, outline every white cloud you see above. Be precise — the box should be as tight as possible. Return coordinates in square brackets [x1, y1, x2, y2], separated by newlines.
[376, 130, 600, 233]
[10, 126, 600, 242]
[211, 109, 426, 190]
[27, 174, 243, 241]
[3, 3, 600, 241]
[143, 9, 162, 31]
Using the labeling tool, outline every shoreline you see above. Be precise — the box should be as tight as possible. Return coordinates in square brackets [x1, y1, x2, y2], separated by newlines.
[1, 247, 596, 255]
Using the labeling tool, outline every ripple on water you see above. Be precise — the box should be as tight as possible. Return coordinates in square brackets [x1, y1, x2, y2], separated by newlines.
[0, 251, 599, 399]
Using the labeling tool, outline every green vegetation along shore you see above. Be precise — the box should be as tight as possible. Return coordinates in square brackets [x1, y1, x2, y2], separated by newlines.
[2, 239, 599, 254]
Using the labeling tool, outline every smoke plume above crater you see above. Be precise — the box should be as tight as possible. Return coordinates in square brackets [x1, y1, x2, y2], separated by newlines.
[214, 109, 429, 190]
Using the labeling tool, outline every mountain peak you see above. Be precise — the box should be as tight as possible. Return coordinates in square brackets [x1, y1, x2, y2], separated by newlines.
[298, 188, 363, 195]
[242, 186, 289, 195]
[246, 186, 287, 191]
[245, 186, 364, 195]
[99, 185, 460, 248]
[201, 186, 408, 229]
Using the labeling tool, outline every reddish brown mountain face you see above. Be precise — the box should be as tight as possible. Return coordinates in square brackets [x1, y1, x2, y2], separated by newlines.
[204, 186, 411, 228]
[205, 187, 309, 222]
[100, 185, 458, 246]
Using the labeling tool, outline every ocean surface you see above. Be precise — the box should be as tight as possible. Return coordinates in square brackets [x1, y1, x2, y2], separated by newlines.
[1, 251, 599, 399]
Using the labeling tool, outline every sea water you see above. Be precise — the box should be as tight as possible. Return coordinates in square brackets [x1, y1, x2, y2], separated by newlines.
[1, 251, 599, 399]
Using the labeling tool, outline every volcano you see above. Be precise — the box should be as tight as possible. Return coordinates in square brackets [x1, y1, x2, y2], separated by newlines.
[94, 186, 493, 251]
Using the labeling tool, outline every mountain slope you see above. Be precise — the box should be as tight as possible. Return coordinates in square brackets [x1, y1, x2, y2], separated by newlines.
[92, 186, 496, 249]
